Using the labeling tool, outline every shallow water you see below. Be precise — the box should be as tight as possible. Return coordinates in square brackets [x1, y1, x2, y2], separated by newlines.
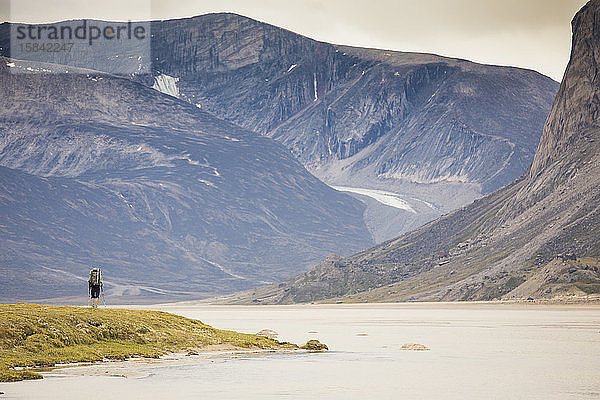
[2, 303, 599, 399]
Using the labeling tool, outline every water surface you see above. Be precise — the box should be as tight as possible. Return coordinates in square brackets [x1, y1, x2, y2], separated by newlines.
[2, 303, 599, 399]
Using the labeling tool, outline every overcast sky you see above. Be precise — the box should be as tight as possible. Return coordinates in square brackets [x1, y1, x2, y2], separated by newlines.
[1, 0, 589, 81]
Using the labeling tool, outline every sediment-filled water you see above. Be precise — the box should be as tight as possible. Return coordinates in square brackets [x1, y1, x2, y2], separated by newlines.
[2, 303, 599, 399]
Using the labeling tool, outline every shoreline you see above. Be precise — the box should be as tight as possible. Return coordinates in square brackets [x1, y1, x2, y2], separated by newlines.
[0, 304, 299, 382]
[143, 296, 600, 310]
[23, 292, 600, 308]
[25, 347, 304, 381]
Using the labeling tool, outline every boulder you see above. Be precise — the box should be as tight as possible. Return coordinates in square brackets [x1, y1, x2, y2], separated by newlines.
[400, 343, 430, 351]
[300, 340, 328, 351]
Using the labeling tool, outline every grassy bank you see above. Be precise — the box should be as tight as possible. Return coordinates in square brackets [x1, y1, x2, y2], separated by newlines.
[0, 303, 297, 382]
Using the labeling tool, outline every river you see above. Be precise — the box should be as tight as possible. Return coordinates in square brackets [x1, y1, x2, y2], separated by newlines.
[2, 303, 599, 399]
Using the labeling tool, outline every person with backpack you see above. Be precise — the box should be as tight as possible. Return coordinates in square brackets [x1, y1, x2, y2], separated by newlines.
[88, 267, 103, 308]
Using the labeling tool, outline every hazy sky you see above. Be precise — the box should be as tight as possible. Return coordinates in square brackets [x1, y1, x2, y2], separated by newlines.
[0, 0, 589, 81]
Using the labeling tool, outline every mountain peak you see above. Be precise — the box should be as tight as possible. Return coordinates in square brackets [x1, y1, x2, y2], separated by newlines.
[529, 0, 600, 177]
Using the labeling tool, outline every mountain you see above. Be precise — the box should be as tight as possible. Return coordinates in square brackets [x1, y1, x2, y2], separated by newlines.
[0, 58, 373, 303]
[224, 0, 600, 304]
[146, 15, 559, 240]
[0, 16, 559, 241]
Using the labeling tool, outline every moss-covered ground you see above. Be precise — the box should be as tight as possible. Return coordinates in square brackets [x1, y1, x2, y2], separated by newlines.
[0, 303, 296, 382]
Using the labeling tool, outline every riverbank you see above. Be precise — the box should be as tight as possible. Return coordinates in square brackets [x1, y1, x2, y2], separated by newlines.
[0, 303, 297, 382]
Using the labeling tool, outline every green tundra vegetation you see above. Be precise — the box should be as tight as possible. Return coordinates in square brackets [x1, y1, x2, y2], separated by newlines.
[0, 303, 297, 382]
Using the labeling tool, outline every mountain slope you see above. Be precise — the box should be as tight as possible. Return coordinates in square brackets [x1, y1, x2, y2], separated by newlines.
[145, 15, 558, 239]
[226, 0, 600, 304]
[0, 16, 559, 240]
[144, 14, 555, 189]
[0, 58, 373, 302]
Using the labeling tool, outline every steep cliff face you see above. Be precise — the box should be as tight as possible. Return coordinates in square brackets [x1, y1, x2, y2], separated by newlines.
[530, 2, 600, 177]
[225, 1, 600, 304]
[0, 58, 373, 302]
[0, 15, 558, 240]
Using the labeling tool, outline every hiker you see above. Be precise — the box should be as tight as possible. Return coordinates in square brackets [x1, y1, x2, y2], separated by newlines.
[88, 267, 103, 308]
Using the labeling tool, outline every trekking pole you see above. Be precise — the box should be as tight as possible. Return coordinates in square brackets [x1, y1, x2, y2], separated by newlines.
[101, 286, 106, 307]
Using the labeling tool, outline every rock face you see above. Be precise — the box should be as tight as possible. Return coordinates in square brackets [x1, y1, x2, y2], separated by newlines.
[0, 58, 373, 302]
[529, 3, 600, 177]
[0, 15, 558, 240]
[230, 0, 600, 304]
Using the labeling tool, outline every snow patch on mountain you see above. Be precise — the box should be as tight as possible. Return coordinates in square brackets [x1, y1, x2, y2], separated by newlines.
[331, 186, 416, 213]
[152, 74, 180, 98]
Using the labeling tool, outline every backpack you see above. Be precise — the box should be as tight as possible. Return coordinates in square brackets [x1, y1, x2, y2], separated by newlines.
[89, 268, 102, 286]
